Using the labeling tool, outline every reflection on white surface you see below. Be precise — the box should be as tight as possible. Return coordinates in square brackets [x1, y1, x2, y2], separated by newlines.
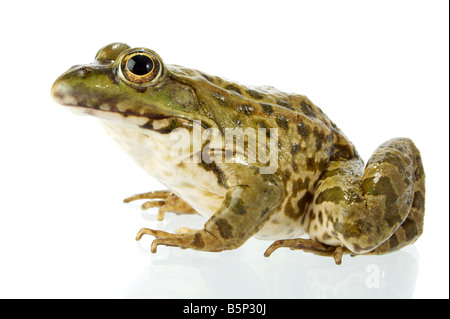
[121, 215, 419, 299]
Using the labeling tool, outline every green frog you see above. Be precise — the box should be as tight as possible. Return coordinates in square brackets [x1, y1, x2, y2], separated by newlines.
[51, 43, 425, 264]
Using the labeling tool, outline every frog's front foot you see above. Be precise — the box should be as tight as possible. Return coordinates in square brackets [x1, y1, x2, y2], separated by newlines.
[124, 190, 197, 221]
[136, 227, 229, 253]
[264, 238, 346, 265]
[135, 168, 285, 254]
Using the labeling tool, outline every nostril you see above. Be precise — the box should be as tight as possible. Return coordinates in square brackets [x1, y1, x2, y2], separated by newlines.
[81, 66, 92, 73]
[79, 66, 93, 78]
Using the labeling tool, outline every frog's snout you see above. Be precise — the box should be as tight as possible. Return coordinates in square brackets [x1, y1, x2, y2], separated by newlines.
[51, 74, 76, 107]
[51, 76, 70, 106]
[51, 81, 77, 106]
[51, 65, 95, 106]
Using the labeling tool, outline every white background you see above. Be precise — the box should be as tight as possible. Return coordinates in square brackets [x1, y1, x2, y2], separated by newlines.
[0, 0, 448, 299]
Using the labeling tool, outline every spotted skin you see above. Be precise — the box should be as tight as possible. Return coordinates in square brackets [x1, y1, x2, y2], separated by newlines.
[51, 43, 425, 264]
[284, 138, 425, 258]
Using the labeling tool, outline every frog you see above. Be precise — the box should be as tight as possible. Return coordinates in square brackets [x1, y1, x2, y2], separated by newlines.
[51, 43, 425, 264]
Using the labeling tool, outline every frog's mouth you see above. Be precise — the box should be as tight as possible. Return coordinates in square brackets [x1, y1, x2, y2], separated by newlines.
[51, 76, 193, 133]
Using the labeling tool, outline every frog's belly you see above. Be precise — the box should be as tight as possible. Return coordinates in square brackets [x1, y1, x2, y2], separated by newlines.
[103, 121, 226, 216]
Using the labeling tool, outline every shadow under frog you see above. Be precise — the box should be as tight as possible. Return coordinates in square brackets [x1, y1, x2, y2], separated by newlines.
[122, 215, 419, 299]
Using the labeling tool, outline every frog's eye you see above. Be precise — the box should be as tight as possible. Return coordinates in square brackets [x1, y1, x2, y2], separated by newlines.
[119, 51, 162, 85]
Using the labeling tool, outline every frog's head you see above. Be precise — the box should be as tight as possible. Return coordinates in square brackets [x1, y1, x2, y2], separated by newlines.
[51, 43, 216, 132]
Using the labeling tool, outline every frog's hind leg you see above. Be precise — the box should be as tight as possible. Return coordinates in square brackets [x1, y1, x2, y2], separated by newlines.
[306, 137, 425, 257]
[267, 138, 425, 264]
[124, 190, 197, 221]
[264, 238, 348, 265]
[364, 154, 425, 256]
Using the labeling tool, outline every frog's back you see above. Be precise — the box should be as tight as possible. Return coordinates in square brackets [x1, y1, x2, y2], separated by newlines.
[169, 65, 360, 239]
[169, 65, 356, 149]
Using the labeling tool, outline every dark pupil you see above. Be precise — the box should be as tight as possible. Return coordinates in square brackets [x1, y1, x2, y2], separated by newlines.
[127, 55, 154, 76]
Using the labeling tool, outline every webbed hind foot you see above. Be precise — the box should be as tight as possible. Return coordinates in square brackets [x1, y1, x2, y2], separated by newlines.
[264, 238, 347, 265]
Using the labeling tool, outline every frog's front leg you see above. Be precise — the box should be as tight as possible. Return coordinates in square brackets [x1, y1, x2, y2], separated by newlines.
[124, 190, 197, 221]
[267, 138, 425, 263]
[137, 165, 285, 253]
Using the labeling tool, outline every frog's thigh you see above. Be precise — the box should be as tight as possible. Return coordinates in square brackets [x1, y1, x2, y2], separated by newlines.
[307, 138, 425, 254]
[366, 140, 425, 255]
[138, 170, 285, 252]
